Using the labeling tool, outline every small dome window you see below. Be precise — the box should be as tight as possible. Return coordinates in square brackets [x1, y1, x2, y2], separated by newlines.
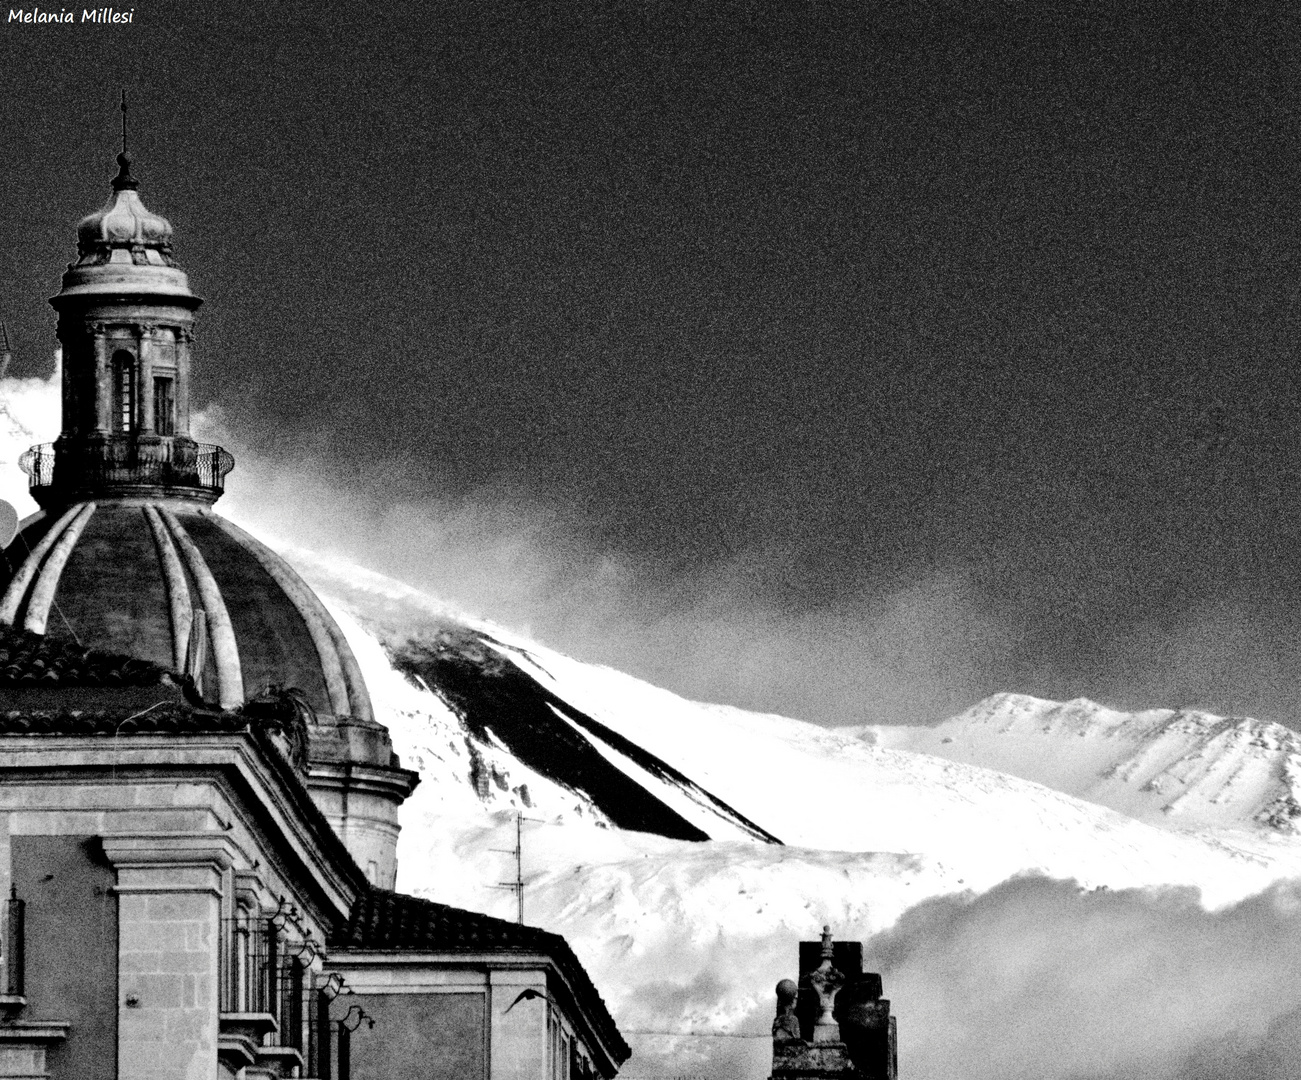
[112, 350, 135, 433]
[153, 375, 175, 436]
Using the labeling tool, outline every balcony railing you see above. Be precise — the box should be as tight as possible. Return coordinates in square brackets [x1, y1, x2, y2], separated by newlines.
[219, 914, 309, 1060]
[19, 439, 234, 498]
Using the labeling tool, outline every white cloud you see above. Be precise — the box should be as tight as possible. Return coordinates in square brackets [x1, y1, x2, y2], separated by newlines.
[0, 356, 60, 520]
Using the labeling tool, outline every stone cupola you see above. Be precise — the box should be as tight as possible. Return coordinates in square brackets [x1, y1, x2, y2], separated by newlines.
[2, 152, 418, 889]
[31, 151, 232, 507]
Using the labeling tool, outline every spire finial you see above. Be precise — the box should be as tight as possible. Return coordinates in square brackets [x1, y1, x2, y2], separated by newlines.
[111, 90, 138, 192]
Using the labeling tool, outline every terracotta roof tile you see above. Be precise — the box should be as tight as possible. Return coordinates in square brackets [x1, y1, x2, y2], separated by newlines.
[0, 622, 172, 688]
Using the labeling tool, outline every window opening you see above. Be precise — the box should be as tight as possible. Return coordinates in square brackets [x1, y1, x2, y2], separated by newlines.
[112, 350, 135, 433]
[153, 375, 175, 435]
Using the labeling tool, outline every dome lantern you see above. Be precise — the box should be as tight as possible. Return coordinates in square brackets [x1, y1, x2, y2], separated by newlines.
[28, 153, 233, 508]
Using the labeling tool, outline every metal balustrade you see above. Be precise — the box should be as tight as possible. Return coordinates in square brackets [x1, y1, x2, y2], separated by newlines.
[19, 440, 234, 495]
[219, 914, 308, 1057]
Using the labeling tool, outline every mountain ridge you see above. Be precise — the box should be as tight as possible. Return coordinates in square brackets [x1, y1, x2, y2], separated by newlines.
[863, 692, 1301, 836]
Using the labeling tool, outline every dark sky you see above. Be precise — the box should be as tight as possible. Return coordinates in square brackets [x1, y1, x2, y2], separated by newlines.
[6, 0, 1301, 725]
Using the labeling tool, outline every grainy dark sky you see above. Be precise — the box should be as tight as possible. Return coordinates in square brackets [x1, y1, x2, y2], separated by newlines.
[5, 0, 1301, 725]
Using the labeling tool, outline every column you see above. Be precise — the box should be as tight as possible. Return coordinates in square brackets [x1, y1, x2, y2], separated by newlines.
[59, 328, 75, 437]
[92, 324, 111, 435]
[138, 324, 156, 434]
[176, 326, 194, 438]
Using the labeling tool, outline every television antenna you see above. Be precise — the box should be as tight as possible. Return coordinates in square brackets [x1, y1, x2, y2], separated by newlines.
[491, 810, 540, 925]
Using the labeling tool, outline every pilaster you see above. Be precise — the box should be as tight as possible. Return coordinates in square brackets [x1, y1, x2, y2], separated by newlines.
[102, 835, 236, 1080]
[489, 968, 548, 1080]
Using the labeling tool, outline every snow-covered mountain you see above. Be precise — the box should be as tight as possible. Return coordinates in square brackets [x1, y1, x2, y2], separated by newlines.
[283, 547, 1301, 1080]
[865, 693, 1301, 837]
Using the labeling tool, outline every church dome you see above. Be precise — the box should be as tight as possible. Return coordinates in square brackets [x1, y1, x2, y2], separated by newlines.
[0, 501, 371, 721]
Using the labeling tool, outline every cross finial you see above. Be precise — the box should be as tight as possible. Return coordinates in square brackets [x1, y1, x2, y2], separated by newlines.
[111, 90, 139, 192]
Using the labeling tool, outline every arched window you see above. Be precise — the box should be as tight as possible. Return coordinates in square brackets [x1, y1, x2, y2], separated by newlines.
[112, 350, 135, 433]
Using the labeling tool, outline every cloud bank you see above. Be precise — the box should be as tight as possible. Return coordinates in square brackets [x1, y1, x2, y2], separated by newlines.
[874, 876, 1301, 1080]
[594, 874, 1301, 1080]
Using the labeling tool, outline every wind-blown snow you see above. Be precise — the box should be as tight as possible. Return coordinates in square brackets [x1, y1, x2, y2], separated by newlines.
[297, 551, 1301, 1080]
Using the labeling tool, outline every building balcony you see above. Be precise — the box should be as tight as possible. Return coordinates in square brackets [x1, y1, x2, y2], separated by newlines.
[19, 437, 235, 507]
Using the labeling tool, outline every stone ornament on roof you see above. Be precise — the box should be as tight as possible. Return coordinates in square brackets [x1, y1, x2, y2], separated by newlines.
[768, 927, 898, 1080]
[773, 979, 801, 1043]
[808, 925, 846, 1043]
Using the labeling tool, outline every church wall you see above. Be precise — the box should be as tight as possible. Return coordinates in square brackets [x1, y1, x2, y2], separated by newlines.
[334, 991, 487, 1080]
[11, 834, 118, 1080]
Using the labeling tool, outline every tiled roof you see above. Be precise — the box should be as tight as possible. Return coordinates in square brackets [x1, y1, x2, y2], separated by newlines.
[333, 888, 630, 1063]
[0, 621, 173, 688]
[0, 704, 241, 735]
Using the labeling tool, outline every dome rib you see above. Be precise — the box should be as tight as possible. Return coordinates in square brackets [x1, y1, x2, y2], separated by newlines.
[0, 504, 372, 722]
[158, 506, 243, 708]
[143, 504, 192, 670]
[0, 505, 76, 625]
[24, 502, 97, 634]
[209, 515, 374, 722]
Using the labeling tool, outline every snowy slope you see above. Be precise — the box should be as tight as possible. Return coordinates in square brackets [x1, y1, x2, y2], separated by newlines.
[285, 551, 1301, 1080]
[864, 693, 1301, 837]
[308, 563, 1301, 905]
